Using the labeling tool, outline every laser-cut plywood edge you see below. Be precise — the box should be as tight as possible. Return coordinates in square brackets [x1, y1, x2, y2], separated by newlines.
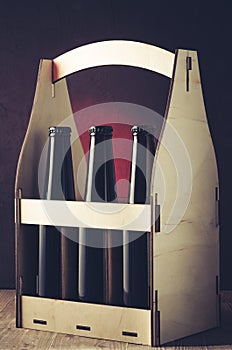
[151, 49, 219, 345]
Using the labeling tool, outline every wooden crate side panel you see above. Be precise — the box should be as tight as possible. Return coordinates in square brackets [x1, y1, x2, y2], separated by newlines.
[15, 59, 86, 319]
[152, 50, 219, 345]
[15, 59, 85, 199]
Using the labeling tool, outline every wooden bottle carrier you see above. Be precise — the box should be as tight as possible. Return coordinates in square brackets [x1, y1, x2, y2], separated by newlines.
[15, 40, 220, 346]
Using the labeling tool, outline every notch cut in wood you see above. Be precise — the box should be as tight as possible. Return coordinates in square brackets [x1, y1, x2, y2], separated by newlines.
[33, 319, 47, 325]
[122, 331, 138, 337]
[76, 325, 91, 331]
[186, 56, 192, 91]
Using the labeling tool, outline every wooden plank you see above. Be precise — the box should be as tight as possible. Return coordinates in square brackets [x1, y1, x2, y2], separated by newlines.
[0, 290, 232, 349]
[14, 58, 86, 325]
[151, 50, 220, 344]
[0, 296, 16, 329]
[50, 333, 128, 349]
[20, 199, 151, 232]
[0, 328, 56, 350]
[0, 289, 15, 312]
[22, 296, 152, 346]
[53, 40, 175, 81]
[165, 292, 232, 348]
[127, 344, 174, 350]
[15, 59, 85, 200]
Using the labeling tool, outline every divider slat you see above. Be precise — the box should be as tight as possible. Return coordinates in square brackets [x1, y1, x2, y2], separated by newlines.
[20, 199, 151, 232]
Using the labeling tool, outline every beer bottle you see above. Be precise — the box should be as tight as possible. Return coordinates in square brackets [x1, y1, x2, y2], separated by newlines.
[38, 126, 77, 299]
[123, 126, 156, 308]
[78, 126, 123, 305]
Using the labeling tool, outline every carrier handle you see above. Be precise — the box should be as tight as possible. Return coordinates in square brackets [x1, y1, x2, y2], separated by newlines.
[53, 40, 174, 82]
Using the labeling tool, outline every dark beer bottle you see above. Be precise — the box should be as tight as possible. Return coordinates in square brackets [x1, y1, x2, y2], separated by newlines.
[38, 126, 77, 299]
[78, 125, 123, 305]
[123, 125, 156, 308]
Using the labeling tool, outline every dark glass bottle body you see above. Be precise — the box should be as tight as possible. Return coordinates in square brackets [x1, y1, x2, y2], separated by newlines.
[123, 126, 156, 309]
[38, 126, 77, 299]
[78, 126, 123, 305]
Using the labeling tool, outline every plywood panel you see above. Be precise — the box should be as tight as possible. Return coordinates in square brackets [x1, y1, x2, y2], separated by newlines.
[152, 50, 219, 344]
[22, 296, 151, 346]
[53, 40, 174, 81]
[15, 43, 219, 347]
[15, 59, 85, 199]
[1, 290, 232, 349]
[20, 199, 151, 232]
[15, 59, 86, 314]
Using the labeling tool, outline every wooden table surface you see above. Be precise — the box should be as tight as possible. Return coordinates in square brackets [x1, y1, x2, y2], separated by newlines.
[0, 290, 232, 349]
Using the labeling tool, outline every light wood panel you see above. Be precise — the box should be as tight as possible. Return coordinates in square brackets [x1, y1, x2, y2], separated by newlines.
[20, 199, 151, 232]
[53, 40, 174, 81]
[1, 290, 232, 349]
[22, 296, 151, 346]
[15, 59, 85, 199]
[15, 42, 219, 347]
[14, 59, 86, 319]
[151, 50, 219, 344]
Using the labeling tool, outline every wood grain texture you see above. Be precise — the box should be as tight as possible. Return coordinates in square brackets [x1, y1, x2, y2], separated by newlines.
[0, 289, 15, 312]
[50, 333, 128, 349]
[15, 59, 85, 200]
[1, 290, 232, 349]
[21, 296, 151, 345]
[0, 296, 15, 329]
[151, 49, 220, 344]
[0, 328, 56, 350]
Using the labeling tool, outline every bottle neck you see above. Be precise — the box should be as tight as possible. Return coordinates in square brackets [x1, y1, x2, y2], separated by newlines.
[129, 133, 138, 204]
[129, 126, 156, 204]
[85, 126, 116, 202]
[85, 133, 96, 201]
[44, 126, 74, 201]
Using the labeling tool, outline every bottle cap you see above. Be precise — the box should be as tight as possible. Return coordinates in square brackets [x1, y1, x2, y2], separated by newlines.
[131, 125, 156, 137]
[131, 125, 139, 136]
[89, 125, 113, 136]
[48, 126, 71, 136]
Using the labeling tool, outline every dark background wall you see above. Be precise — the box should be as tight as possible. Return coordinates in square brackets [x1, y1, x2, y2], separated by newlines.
[0, 0, 231, 289]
